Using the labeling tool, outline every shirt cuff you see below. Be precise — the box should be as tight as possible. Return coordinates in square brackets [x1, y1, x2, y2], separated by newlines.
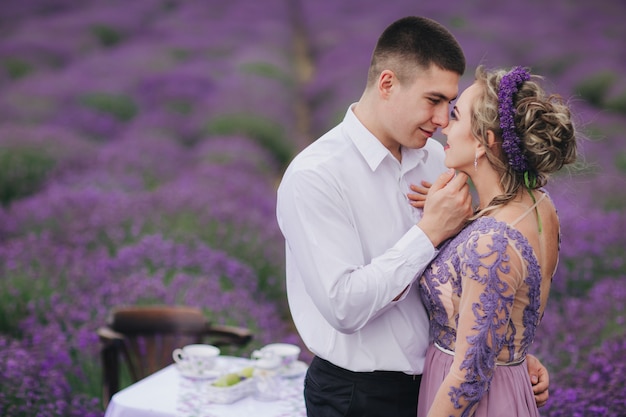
[396, 225, 438, 266]
[389, 226, 439, 303]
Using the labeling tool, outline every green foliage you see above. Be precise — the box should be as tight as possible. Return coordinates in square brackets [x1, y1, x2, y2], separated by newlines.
[90, 24, 124, 47]
[0, 147, 56, 206]
[606, 90, 626, 114]
[79, 92, 138, 122]
[0, 268, 56, 336]
[535, 53, 579, 78]
[68, 351, 104, 403]
[161, 0, 179, 11]
[615, 151, 626, 173]
[0, 277, 30, 337]
[449, 16, 466, 29]
[169, 48, 190, 61]
[558, 244, 625, 298]
[166, 99, 192, 115]
[135, 211, 286, 303]
[574, 71, 616, 107]
[2, 58, 33, 79]
[239, 62, 293, 86]
[102, 210, 286, 304]
[204, 113, 294, 167]
[605, 153, 626, 210]
[196, 219, 285, 301]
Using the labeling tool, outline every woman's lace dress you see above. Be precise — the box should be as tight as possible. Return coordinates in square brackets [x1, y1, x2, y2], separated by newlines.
[417, 199, 554, 417]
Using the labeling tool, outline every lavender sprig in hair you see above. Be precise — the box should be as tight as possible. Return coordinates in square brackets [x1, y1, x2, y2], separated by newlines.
[498, 66, 531, 173]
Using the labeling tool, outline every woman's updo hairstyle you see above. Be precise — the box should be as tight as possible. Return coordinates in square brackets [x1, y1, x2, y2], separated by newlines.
[471, 65, 578, 206]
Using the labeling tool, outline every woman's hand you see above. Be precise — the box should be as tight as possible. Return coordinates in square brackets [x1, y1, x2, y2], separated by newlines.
[407, 180, 432, 208]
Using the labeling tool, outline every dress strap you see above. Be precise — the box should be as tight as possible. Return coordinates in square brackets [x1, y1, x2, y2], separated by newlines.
[511, 192, 547, 226]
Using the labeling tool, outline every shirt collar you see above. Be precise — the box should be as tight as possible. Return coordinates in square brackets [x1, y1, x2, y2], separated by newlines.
[400, 143, 429, 175]
[343, 104, 429, 172]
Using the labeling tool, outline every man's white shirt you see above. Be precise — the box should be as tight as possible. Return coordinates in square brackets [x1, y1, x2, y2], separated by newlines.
[276, 105, 447, 374]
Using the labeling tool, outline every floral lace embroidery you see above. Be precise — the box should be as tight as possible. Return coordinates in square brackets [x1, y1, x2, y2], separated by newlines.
[420, 216, 543, 415]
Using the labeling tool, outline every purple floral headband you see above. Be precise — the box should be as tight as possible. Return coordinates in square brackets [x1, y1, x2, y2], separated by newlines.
[497, 66, 531, 173]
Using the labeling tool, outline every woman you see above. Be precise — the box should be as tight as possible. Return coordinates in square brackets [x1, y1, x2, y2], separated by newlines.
[414, 66, 578, 417]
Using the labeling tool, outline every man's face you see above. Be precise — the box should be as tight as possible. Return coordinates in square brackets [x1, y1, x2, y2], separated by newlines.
[380, 65, 460, 152]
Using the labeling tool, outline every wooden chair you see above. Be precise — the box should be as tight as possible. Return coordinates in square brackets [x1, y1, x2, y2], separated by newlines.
[98, 304, 253, 408]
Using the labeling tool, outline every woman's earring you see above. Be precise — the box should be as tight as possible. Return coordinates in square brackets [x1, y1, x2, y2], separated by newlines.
[474, 152, 478, 171]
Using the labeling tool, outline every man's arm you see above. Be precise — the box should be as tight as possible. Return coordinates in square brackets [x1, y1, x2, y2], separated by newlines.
[527, 354, 550, 407]
[277, 169, 436, 333]
[394, 170, 472, 301]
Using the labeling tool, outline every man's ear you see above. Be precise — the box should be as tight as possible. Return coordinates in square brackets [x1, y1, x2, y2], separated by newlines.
[378, 69, 395, 98]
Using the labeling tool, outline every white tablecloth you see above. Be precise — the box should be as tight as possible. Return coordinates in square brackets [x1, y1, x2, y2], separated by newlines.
[104, 356, 307, 417]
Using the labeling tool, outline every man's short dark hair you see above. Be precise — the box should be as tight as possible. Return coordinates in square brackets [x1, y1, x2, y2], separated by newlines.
[368, 16, 466, 85]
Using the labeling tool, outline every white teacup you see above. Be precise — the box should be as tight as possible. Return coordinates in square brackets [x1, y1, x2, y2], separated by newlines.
[252, 343, 301, 368]
[172, 344, 220, 376]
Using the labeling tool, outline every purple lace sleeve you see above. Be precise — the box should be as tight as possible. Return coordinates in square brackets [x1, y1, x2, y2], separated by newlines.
[448, 227, 519, 415]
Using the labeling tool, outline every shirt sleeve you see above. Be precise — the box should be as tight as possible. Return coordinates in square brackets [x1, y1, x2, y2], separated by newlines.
[426, 229, 524, 417]
[277, 167, 436, 334]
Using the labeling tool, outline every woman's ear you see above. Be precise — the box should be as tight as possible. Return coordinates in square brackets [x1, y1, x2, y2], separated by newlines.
[486, 130, 497, 147]
[475, 130, 497, 159]
[473, 139, 485, 160]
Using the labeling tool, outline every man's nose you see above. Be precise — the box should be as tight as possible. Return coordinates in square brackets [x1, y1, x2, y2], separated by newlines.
[433, 105, 449, 128]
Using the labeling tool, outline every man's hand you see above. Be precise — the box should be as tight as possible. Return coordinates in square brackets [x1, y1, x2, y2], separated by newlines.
[527, 354, 550, 408]
[417, 169, 473, 247]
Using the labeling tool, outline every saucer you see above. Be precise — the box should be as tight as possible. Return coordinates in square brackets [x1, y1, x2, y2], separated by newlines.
[277, 360, 308, 378]
[176, 363, 222, 380]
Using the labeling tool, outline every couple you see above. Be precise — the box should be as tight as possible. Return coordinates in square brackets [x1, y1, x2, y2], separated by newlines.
[276, 15, 577, 417]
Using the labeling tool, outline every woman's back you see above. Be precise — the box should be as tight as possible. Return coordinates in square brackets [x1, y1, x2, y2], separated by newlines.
[494, 189, 559, 321]
[420, 190, 557, 364]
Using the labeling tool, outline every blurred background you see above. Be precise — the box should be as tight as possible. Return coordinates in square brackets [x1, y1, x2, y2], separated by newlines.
[0, 0, 624, 415]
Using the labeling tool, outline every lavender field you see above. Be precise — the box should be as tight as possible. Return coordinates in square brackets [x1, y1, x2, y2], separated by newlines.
[0, 0, 624, 415]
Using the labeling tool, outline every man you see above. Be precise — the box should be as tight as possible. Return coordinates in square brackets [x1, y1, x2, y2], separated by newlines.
[276, 16, 548, 417]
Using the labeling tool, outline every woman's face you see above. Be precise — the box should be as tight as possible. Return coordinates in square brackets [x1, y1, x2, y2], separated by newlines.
[441, 81, 482, 172]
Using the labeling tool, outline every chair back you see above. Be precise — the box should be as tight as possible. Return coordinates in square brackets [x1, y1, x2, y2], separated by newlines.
[98, 304, 252, 408]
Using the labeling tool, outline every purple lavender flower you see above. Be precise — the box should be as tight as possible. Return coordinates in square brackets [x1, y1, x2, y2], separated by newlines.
[497, 66, 531, 173]
[0, 1, 625, 416]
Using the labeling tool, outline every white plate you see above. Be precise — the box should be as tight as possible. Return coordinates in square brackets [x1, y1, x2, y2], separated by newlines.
[278, 360, 308, 378]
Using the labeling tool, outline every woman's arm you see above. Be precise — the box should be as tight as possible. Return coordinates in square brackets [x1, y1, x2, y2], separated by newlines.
[426, 229, 521, 417]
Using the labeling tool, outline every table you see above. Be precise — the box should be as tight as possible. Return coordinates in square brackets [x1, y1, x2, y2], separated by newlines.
[104, 356, 307, 417]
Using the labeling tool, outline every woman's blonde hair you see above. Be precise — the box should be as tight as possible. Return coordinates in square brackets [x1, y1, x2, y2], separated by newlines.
[471, 65, 578, 210]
